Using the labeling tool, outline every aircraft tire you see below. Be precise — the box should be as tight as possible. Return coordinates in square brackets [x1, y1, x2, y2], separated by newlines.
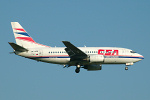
[75, 68, 80, 73]
[125, 67, 128, 70]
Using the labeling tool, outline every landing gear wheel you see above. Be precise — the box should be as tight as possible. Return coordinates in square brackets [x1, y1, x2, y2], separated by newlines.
[75, 68, 80, 73]
[75, 64, 81, 73]
[125, 67, 128, 70]
[100, 65, 102, 70]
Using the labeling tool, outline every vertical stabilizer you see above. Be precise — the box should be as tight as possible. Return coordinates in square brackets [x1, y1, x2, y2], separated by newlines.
[11, 22, 49, 48]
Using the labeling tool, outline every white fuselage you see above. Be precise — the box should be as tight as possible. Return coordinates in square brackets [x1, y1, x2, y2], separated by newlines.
[16, 47, 144, 66]
[9, 22, 144, 73]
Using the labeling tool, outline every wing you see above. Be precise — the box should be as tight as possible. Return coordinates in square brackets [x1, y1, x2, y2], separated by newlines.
[62, 41, 87, 61]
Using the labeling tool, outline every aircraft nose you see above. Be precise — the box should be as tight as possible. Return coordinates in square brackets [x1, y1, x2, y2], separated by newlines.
[141, 55, 144, 59]
[139, 54, 144, 60]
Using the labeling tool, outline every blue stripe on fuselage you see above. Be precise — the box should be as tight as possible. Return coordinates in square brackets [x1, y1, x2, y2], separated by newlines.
[118, 56, 144, 59]
[29, 56, 144, 59]
[104, 56, 144, 59]
[29, 56, 70, 59]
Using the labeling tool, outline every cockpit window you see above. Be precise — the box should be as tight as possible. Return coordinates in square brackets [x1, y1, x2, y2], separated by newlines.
[130, 51, 137, 53]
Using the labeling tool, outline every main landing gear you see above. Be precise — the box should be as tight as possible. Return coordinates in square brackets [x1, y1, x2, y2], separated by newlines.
[125, 62, 133, 70]
[100, 64, 102, 70]
[75, 64, 81, 73]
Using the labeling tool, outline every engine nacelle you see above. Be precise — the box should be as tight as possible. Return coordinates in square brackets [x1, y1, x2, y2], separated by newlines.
[83, 65, 102, 71]
[89, 55, 104, 63]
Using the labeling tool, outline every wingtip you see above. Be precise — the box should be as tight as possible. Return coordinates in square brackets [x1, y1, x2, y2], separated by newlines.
[11, 22, 19, 24]
[62, 41, 70, 43]
[8, 42, 13, 44]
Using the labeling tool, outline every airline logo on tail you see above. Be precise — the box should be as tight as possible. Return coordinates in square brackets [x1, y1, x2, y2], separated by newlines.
[13, 28, 35, 43]
[14, 28, 26, 32]
[11, 22, 50, 48]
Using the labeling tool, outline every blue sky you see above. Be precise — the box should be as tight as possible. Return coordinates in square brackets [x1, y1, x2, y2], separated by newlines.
[0, 0, 150, 100]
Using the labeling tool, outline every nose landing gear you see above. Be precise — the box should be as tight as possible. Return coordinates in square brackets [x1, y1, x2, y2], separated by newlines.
[125, 66, 128, 70]
[125, 62, 133, 70]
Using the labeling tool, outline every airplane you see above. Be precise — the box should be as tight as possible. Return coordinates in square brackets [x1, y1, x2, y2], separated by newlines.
[8, 22, 144, 73]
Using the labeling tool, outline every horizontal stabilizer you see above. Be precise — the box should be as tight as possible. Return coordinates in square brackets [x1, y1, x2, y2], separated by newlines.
[8, 42, 28, 52]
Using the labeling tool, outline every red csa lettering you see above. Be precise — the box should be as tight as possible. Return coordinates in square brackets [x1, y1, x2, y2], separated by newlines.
[98, 49, 119, 55]
[105, 50, 112, 55]
[98, 49, 104, 55]
[112, 50, 118, 55]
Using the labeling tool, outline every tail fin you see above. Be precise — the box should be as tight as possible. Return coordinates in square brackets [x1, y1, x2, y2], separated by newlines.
[11, 22, 49, 48]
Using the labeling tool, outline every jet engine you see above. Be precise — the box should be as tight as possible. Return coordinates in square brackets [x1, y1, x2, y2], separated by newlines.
[89, 55, 104, 63]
